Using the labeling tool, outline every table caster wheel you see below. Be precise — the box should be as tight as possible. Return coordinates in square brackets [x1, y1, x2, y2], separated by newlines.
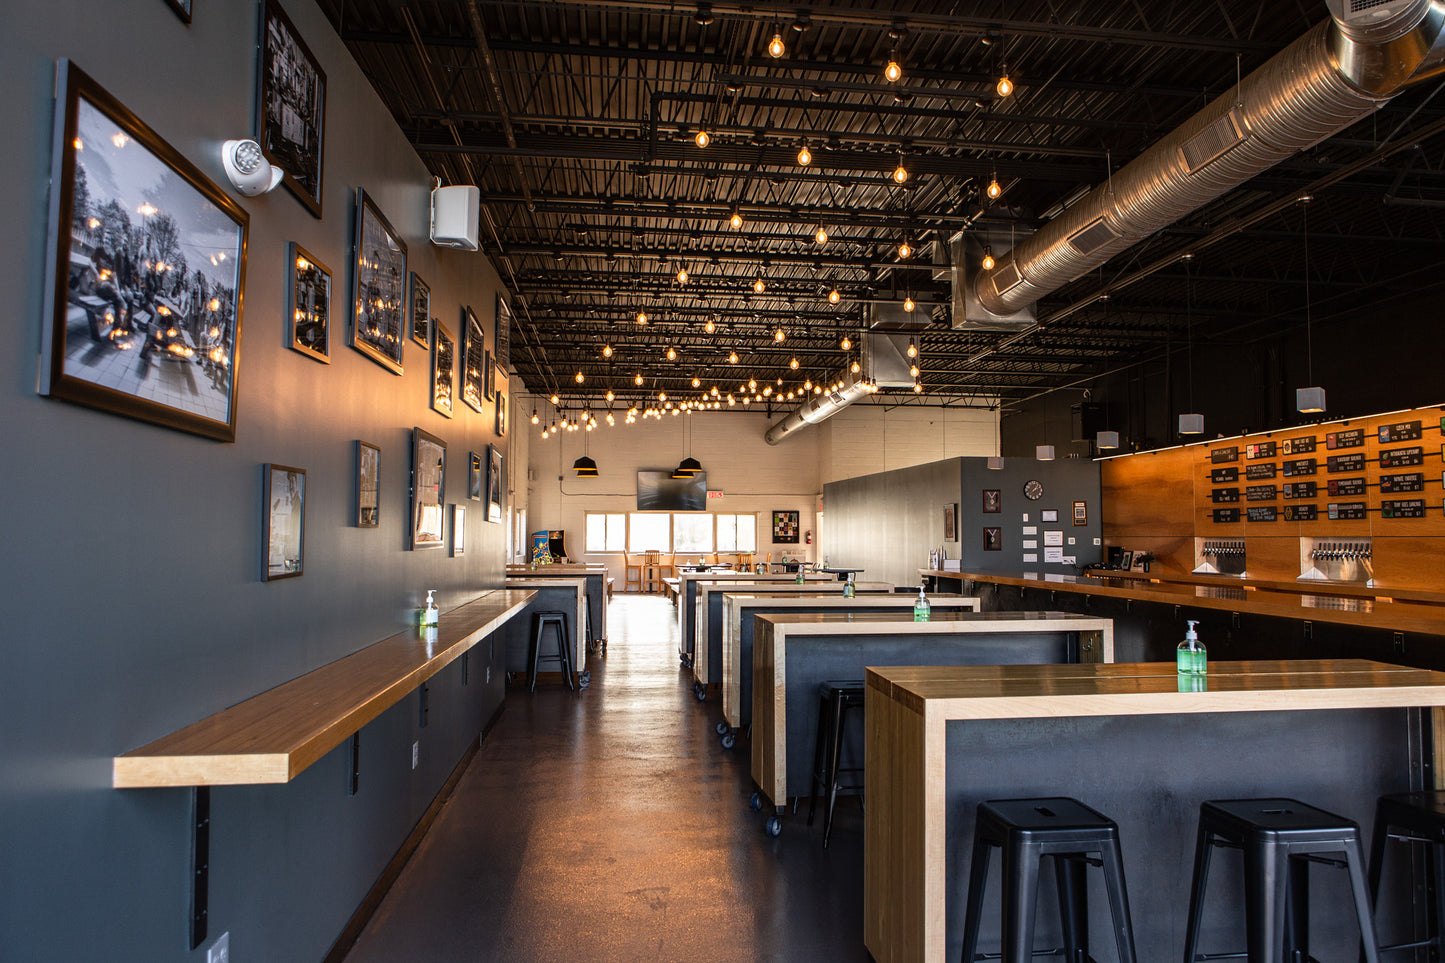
[765, 816, 782, 837]
[749, 791, 763, 812]
[578, 671, 591, 689]
[692, 681, 701, 694]
[720, 732, 736, 750]
[715, 721, 729, 735]
[695, 687, 707, 702]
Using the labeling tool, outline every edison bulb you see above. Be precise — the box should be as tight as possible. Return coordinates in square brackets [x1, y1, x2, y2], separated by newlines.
[704, 319, 716, 334]
[694, 129, 710, 148]
[606, 389, 615, 402]
[898, 240, 912, 259]
[893, 163, 908, 184]
[692, 377, 701, 388]
[797, 144, 812, 166]
[904, 296, 915, 312]
[637, 310, 648, 324]
[774, 327, 785, 342]
[851, 360, 860, 373]
[602, 344, 613, 357]
[789, 357, 799, 369]
[906, 339, 918, 358]
[677, 268, 688, 284]
[840, 335, 851, 351]
[828, 288, 840, 304]
[996, 73, 1013, 97]
[986, 178, 1002, 200]
[634, 373, 644, 385]
[910, 364, 919, 377]
[666, 347, 677, 361]
[913, 380, 923, 393]
[981, 248, 996, 271]
[768, 32, 785, 58]
[730, 211, 743, 229]
[575, 371, 585, 382]
[884, 59, 902, 83]
[550, 394, 559, 405]
[815, 226, 828, 244]
[753, 278, 766, 294]
[530, 409, 540, 425]
[728, 351, 739, 364]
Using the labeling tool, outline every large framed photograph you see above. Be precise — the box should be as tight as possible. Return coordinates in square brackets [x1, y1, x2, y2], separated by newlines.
[409, 272, 430, 348]
[495, 293, 511, 369]
[486, 444, 504, 523]
[410, 427, 446, 549]
[461, 304, 485, 413]
[258, 0, 326, 217]
[287, 242, 330, 362]
[468, 450, 482, 501]
[356, 440, 379, 528]
[451, 504, 466, 557]
[432, 322, 455, 418]
[164, 0, 192, 24]
[772, 510, 800, 543]
[263, 463, 306, 580]
[40, 61, 248, 442]
[350, 188, 407, 374]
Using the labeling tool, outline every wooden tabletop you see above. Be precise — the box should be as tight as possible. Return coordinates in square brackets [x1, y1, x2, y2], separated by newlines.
[867, 658, 1445, 719]
[1084, 567, 1445, 607]
[754, 610, 1112, 630]
[113, 589, 535, 789]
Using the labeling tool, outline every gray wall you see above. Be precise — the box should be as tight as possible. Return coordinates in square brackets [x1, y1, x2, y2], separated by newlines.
[825, 457, 1101, 585]
[0, 3, 508, 960]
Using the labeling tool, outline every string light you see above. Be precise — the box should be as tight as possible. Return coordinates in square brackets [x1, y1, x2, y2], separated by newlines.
[753, 277, 766, 294]
[677, 267, 689, 284]
[893, 158, 909, 184]
[575, 371, 585, 383]
[634, 373, 644, 385]
[550, 394, 559, 405]
[898, 238, 913, 259]
[728, 350, 739, 364]
[730, 210, 743, 229]
[815, 225, 828, 244]
[774, 327, 786, 342]
[789, 357, 799, 369]
[602, 344, 613, 358]
[996, 66, 1013, 98]
[666, 347, 677, 361]
[906, 337, 918, 358]
[884, 55, 902, 83]
[692, 377, 701, 388]
[840, 335, 851, 350]
[531, 408, 539, 424]
[986, 175, 1002, 200]
[704, 318, 716, 334]
[904, 296, 915, 312]
[694, 129, 711, 148]
[767, 31, 785, 58]
[606, 389, 615, 402]
[828, 288, 840, 304]
[637, 310, 649, 324]
[797, 142, 812, 166]
[981, 247, 995, 271]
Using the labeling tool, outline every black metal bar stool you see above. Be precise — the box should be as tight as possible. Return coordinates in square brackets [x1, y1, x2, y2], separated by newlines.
[960, 797, 1137, 963]
[1182, 797, 1380, 963]
[806, 680, 865, 848]
[528, 611, 574, 693]
[1367, 790, 1445, 957]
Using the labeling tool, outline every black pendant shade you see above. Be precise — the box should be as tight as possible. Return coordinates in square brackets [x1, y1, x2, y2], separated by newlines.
[573, 455, 599, 477]
[672, 456, 702, 478]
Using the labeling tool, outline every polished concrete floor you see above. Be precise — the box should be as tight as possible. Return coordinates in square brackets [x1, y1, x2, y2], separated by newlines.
[344, 595, 871, 963]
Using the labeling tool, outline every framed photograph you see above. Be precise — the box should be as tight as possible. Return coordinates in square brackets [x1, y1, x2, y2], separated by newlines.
[40, 61, 248, 442]
[451, 504, 466, 557]
[486, 444, 504, 523]
[495, 389, 507, 437]
[432, 321, 455, 418]
[287, 243, 330, 362]
[468, 450, 483, 501]
[484, 349, 495, 401]
[263, 464, 305, 580]
[350, 188, 407, 374]
[495, 293, 511, 369]
[1041, 509, 1059, 523]
[356, 441, 379, 527]
[983, 527, 1002, 552]
[1073, 500, 1088, 526]
[772, 510, 800, 543]
[410, 427, 446, 549]
[258, 0, 326, 216]
[982, 489, 1001, 513]
[164, 0, 192, 24]
[409, 272, 430, 348]
[943, 503, 957, 541]
[461, 304, 485, 413]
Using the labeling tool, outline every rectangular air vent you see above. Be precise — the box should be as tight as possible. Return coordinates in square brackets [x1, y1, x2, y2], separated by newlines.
[990, 261, 1025, 296]
[1180, 109, 1247, 173]
[1066, 218, 1120, 256]
[1352, 0, 1400, 11]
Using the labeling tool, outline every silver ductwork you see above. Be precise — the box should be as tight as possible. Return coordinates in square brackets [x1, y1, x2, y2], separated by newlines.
[974, 0, 1445, 318]
[763, 375, 875, 445]
[763, 333, 915, 445]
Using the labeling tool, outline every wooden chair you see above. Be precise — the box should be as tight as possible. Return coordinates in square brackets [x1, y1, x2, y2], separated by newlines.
[623, 554, 643, 593]
[705, 552, 720, 566]
[737, 552, 754, 570]
[658, 553, 676, 581]
[643, 550, 662, 593]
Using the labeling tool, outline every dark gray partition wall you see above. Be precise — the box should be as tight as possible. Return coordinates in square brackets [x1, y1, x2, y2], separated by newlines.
[0, 4, 508, 960]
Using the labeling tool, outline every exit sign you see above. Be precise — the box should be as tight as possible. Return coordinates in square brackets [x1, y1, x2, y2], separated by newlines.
[707, 490, 724, 499]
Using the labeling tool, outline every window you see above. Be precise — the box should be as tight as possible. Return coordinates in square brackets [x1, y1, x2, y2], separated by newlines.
[673, 513, 714, 553]
[585, 512, 626, 552]
[716, 514, 757, 552]
[628, 512, 671, 553]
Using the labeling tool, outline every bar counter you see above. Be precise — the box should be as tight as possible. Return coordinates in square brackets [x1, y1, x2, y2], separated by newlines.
[865, 659, 1445, 963]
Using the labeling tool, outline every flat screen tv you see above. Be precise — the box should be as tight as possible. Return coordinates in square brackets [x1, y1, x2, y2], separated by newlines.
[637, 470, 707, 511]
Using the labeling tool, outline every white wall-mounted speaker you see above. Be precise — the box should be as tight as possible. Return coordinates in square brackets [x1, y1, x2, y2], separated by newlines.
[430, 185, 480, 251]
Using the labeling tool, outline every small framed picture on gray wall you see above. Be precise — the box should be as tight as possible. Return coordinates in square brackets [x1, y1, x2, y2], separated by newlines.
[983, 527, 1002, 551]
[356, 441, 379, 528]
[263, 464, 306, 580]
[943, 503, 957, 541]
[288, 243, 331, 363]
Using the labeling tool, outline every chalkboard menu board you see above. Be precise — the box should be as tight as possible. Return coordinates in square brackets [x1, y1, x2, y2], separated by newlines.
[1282, 458, 1317, 477]
[1246, 441, 1276, 459]
[1211, 508, 1240, 523]
[1328, 502, 1368, 520]
[1327, 453, 1365, 473]
[1326, 428, 1366, 449]
[1246, 485, 1277, 501]
[1285, 505, 1318, 521]
[1210, 467, 1239, 483]
[1379, 421, 1422, 443]
[1211, 447, 1239, 464]
[1381, 473, 1425, 493]
[1211, 488, 1240, 503]
[1380, 446, 1424, 468]
[1246, 463, 1277, 480]
[1247, 506, 1278, 522]
[1281, 436, 1316, 454]
[1328, 478, 1366, 497]
[1382, 499, 1426, 518]
[1283, 481, 1317, 499]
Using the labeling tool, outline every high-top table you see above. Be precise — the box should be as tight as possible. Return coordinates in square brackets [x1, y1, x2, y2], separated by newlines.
[506, 563, 609, 652]
[864, 659, 1445, 963]
[674, 570, 834, 667]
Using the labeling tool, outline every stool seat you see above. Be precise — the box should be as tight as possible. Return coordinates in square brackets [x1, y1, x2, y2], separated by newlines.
[982, 796, 1121, 837]
[1205, 797, 1365, 837]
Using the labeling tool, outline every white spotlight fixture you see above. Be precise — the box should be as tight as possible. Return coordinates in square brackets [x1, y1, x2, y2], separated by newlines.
[221, 139, 282, 196]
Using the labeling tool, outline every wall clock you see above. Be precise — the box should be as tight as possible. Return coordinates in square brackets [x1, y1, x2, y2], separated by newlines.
[1023, 479, 1044, 500]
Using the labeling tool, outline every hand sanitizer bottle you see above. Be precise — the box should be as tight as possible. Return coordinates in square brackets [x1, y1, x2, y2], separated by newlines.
[843, 572, 856, 599]
[1177, 620, 1206, 675]
[421, 590, 439, 627]
[914, 586, 931, 622]
[795, 566, 805, 584]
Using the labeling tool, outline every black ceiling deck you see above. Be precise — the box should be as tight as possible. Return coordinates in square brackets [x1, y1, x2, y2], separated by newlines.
[320, 0, 1445, 415]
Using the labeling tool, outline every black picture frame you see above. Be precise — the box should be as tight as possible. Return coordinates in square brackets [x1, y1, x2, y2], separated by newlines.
[356, 440, 379, 528]
[484, 349, 495, 401]
[943, 503, 957, 541]
[983, 527, 1002, 551]
[772, 510, 800, 543]
[432, 321, 455, 419]
[495, 388, 507, 437]
[486, 444, 504, 523]
[495, 292, 511, 369]
[468, 450, 482, 501]
[350, 188, 406, 374]
[263, 463, 306, 580]
[1041, 509, 1059, 523]
[287, 242, 330, 362]
[461, 304, 485, 413]
[408, 272, 430, 348]
[258, 0, 326, 217]
[410, 427, 446, 549]
[40, 61, 248, 442]
[1073, 500, 1088, 526]
[451, 504, 466, 557]
[164, 0, 192, 25]
[982, 489, 1001, 513]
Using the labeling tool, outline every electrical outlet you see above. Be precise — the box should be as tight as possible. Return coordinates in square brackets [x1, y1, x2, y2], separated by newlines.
[411, 741, 419, 770]
[208, 932, 230, 963]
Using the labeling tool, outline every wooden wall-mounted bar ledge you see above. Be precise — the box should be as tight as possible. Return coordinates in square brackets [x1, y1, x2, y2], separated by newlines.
[113, 589, 536, 789]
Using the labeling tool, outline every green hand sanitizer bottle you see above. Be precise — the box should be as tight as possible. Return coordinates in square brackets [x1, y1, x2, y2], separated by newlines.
[913, 586, 931, 622]
[843, 572, 856, 599]
[1177, 619, 1206, 675]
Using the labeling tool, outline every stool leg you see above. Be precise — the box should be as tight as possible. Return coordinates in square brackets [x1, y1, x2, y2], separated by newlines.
[1097, 839, 1138, 963]
[1285, 853, 1309, 963]
[807, 694, 830, 827]
[1366, 810, 1388, 906]
[1053, 853, 1088, 963]
[557, 619, 575, 691]
[1000, 840, 1042, 963]
[1242, 837, 1287, 963]
[960, 834, 993, 963]
[529, 619, 542, 693]
[1343, 836, 1381, 963]
[1182, 825, 1214, 963]
[823, 695, 849, 849]
[1432, 842, 1445, 958]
